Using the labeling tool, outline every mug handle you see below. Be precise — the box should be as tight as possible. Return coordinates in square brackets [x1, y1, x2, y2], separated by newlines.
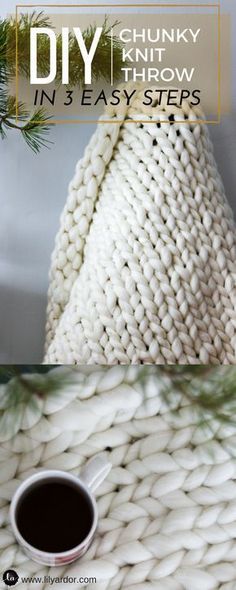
[80, 455, 112, 493]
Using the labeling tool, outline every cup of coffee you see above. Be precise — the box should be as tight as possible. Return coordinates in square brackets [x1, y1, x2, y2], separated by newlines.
[10, 455, 111, 566]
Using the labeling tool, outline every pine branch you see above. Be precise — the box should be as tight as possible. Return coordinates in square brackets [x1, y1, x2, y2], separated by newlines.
[64, 17, 124, 87]
[0, 15, 53, 151]
[157, 366, 236, 426]
[0, 366, 69, 408]
[1, 366, 236, 443]
[0, 96, 53, 153]
[0, 12, 125, 152]
[1, 366, 236, 427]
[0, 18, 11, 84]
[19, 108, 52, 153]
[6, 12, 124, 84]
[0, 365, 56, 383]
[6, 11, 52, 78]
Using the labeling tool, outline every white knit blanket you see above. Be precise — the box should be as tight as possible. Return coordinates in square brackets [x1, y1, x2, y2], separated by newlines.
[1, 366, 236, 589]
[44, 84, 236, 365]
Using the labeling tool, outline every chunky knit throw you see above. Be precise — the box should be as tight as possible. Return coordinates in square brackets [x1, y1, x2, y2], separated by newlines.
[1, 366, 236, 590]
[45, 85, 236, 364]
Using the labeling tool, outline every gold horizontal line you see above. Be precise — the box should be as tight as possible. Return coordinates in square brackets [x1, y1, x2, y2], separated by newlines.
[30, 119, 220, 124]
[16, 3, 220, 8]
[15, 2, 221, 123]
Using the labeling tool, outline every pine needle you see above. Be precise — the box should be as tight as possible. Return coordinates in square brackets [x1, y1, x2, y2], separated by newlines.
[0, 12, 125, 151]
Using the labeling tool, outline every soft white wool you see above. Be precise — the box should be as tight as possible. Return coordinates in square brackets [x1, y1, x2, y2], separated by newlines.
[1, 366, 236, 589]
[44, 85, 236, 364]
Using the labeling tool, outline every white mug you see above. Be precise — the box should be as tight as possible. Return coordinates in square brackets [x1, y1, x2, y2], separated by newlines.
[10, 455, 111, 566]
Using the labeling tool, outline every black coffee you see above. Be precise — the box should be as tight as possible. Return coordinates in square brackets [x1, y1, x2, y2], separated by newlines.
[16, 479, 93, 553]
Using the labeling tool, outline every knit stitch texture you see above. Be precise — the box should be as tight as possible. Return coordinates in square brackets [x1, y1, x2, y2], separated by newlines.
[1, 366, 236, 590]
[44, 85, 236, 364]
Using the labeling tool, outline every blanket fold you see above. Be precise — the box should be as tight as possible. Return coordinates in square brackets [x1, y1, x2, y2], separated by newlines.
[45, 84, 236, 364]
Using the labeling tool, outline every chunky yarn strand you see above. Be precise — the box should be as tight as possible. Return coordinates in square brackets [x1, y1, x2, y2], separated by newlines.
[45, 85, 236, 364]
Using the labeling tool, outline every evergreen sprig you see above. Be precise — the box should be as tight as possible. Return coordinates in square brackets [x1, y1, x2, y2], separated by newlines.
[0, 366, 236, 429]
[0, 365, 56, 383]
[7, 11, 52, 78]
[0, 11, 125, 152]
[157, 366, 236, 427]
[0, 366, 68, 409]
[64, 18, 124, 87]
[0, 13, 52, 152]
[0, 366, 74, 441]
[0, 92, 52, 152]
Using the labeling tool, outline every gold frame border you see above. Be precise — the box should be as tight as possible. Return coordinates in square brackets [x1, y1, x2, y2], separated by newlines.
[15, 2, 221, 125]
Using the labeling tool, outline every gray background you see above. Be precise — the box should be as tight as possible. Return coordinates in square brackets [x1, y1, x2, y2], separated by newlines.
[0, 0, 235, 363]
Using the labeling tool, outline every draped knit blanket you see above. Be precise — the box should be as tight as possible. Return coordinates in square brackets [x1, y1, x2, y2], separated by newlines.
[1, 366, 236, 589]
[44, 85, 236, 365]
